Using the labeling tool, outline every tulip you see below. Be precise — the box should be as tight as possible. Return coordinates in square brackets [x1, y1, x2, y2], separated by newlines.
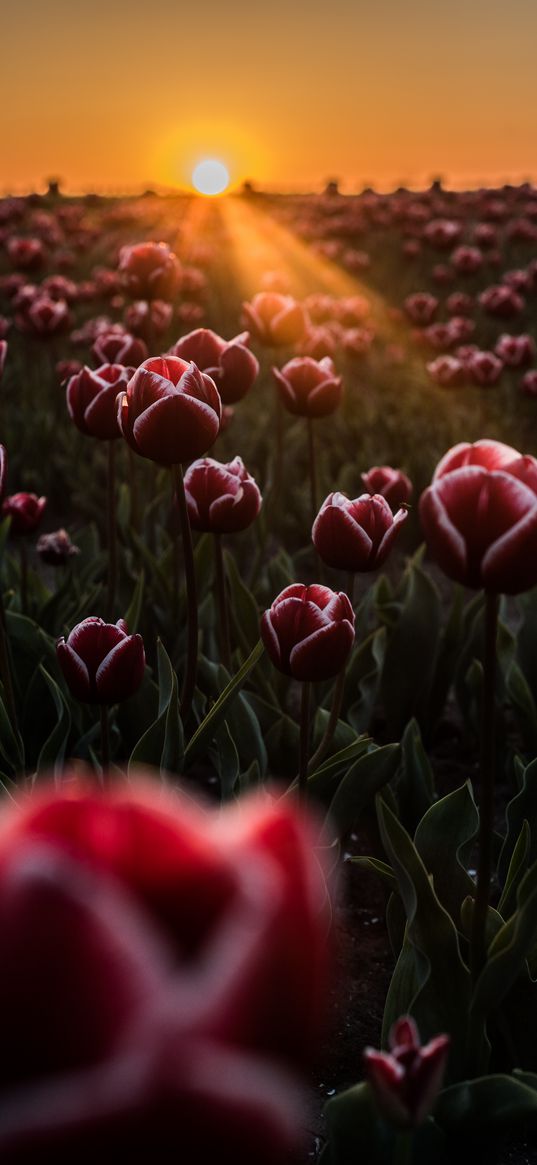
[25, 296, 71, 337]
[479, 284, 525, 318]
[361, 466, 413, 509]
[0, 340, 6, 381]
[124, 298, 173, 342]
[0, 779, 329, 1163]
[312, 492, 408, 574]
[467, 350, 503, 387]
[261, 584, 355, 796]
[67, 364, 133, 440]
[424, 219, 462, 248]
[420, 440, 537, 980]
[184, 457, 262, 668]
[170, 328, 259, 404]
[427, 355, 465, 387]
[403, 292, 438, 325]
[92, 330, 147, 367]
[6, 236, 45, 270]
[521, 370, 537, 396]
[364, 1016, 450, 1128]
[57, 617, 145, 768]
[118, 356, 221, 466]
[241, 292, 308, 347]
[118, 240, 181, 301]
[37, 529, 80, 567]
[451, 245, 483, 274]
[118, 356, 222, 720]
[272, 357, 342, 522]
[494, 333, 536, 367]
[2, 492, 46, 536]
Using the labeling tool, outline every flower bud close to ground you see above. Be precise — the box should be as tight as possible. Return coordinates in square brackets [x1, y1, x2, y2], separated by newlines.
[364, 1016, 450, 1128]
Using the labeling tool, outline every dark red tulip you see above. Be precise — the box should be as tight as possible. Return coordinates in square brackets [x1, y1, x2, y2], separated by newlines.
[56, 617, 145, 704]
[92, 330, 147, 367]
[272, 356, 342, 417]
[184, 456, 262, 533]
[361, 466, 413, 508]
[0, 779, 329, 1163]
[364, 1017, 450, 1128]
[403, 292, 439, 325]
[37, 529, 80, 566]
[495, 333, 536, 367]
[521, 370, 537, 396]
[123, 299, 173, 341]
[6, 236, 45, 270]
[427, 355, 465, 387]
[25, 296, 71, 337]
[467, 350, 503, 386]
[242, 293, 308, 347]
[479, 284, 525, 318]
[2, 493, 46, 535]
[67, 364, 134, 440]
[118, 241, 181, 301]
[170, 328, 259, 404]
[420, 442, 537, 592]
[261, 583, 355, 682]
[312, 492, 408, 572]
[117, 356, 221, 466]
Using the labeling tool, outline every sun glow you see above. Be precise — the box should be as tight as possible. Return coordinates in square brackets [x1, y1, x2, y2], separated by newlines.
[192, 159, 230, 196]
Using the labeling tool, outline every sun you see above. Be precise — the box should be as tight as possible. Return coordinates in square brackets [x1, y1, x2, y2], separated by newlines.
[192, 159, 230, 196]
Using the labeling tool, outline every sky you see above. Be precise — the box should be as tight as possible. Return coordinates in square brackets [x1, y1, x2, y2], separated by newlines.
[2, 0, 537, 193]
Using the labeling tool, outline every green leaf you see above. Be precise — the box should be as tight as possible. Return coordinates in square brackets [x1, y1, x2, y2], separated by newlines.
[124, 569, 144, 633]
[396, 718, 435, 831]
[322, 743, 401, 841]
[224, 548, 260, 651]
[499, 757, 537, 888]
[377, 799, 471, 1078]
[436, 1073, 537, 1137]
[320, 1081, 447, 1165]
[210, 721, 240, 800]
[129, 640, 183, 774]
[506, 659, 537, 754]
[185, 639, 264, 764]
[35, 665, 71, 776]
[414, 782, 478, 924]
[497, 820, 530, 919]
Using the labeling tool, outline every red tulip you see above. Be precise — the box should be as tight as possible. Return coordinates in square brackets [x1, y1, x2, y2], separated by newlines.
[117, 356, 221, 466]
[427, 355, 465, 387]
[520, 370, 537, 396]
[312, 492, 408, 573]
[361, 466, 413, 508]
[123, 299, 172, 341]
[67, 364, 134, 440]
[446, 292, 474, 317]
[467, 350, 503, 386]
[420, 443, 537, 592]
[170, 328, 259, 404]
[261, 583, 355, 681]
[451, 245, 483, 274]
[6, 236, 45, 270]
[184, 456, 262, 533]
[118, 241, 181, 301]
[92, 330, 147, 367]
[25, 296, 71, 337]
[2, 493, 46, 535]
[241, 293, 308, 347]
[37, 529, 80, 566]
[403, 292, 438, 325]
[272, 356, 342, 417]
[0, 779, 329, 1162]
[479, 284, 525, 318]
[364, 1017, 450, 1128]
[56, 617, 145, 704]
[424, 219, 462, 249]
[494, 333, 536, 367]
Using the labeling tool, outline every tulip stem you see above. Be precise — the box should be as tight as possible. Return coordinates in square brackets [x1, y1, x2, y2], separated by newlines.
[213, 534, 231, 671]
[100, 704, 110, 777]
[128, 447, 141, 532]
[173, 462, 198, 722]
[19, 540, 28, 615]
[393, 1130, 414, 1165]
[471, 590, 499, 983]
[298, 681, 312, 801]
[346, 571, 355, 606]
[106, 440, 117, 620]
[307, 417, 319, 524]
[0, 590, 18, 736]
[308, 667, 346, 774]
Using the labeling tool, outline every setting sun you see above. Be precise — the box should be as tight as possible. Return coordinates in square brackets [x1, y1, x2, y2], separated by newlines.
[192, 159, 230, 196]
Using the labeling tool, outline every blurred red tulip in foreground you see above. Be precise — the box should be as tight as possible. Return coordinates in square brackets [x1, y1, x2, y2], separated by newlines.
[0, 778, 329, 1163]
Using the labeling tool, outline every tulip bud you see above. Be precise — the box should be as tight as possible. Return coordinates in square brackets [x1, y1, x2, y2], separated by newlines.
[117, 357, 221, 466]
[67, 364, 134, 440]
[2, 492, 47, 536]
[56, 617, 145, 704]
[272, 357, 342, 418]
[364, 1016, 450, 1128]
[261, 583, 355, 682]
[170, 328, 259, 404]
[118, 240, 181, 301]
[241, 292, 308, 347]
[361, 466, 413, 509]
[312, 492, 408, 572]
[184, 456, 262, 534]
[37, 529, 80, 566]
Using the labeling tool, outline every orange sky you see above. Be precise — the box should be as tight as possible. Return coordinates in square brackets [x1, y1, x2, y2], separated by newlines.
[3, 0, 537, 193]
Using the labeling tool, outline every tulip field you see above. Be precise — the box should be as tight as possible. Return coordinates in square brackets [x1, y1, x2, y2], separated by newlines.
[4, 183, 537, 1162]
